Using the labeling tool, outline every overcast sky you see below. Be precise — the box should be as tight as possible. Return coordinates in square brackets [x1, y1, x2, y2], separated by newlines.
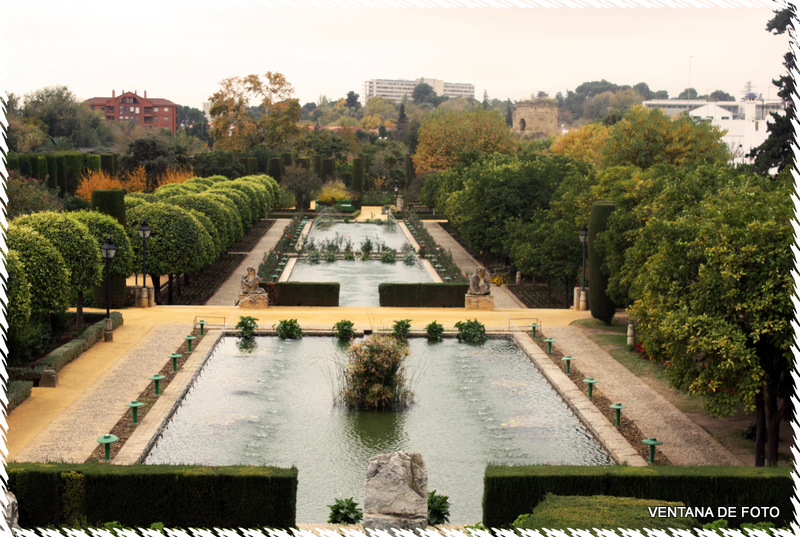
[2, 0, 790, 110]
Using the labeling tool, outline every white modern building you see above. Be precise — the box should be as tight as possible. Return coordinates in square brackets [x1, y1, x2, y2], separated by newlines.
[643, 97, 784, 120]
[685, 97, 784, 165]
[363, 78, 474, 103]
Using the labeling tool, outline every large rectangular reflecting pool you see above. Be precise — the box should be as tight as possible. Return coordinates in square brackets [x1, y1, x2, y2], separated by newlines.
[144, 336, 611, 523]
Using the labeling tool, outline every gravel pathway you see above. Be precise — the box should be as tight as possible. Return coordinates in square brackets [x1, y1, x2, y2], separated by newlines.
[543, 325, 743, 466]
[422, 221, 524, 309]
[13, 324, 192, 463]
[206, 218, 291, 306]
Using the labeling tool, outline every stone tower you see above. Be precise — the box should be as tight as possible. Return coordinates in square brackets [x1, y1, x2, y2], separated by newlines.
[512, 98, 559, 139]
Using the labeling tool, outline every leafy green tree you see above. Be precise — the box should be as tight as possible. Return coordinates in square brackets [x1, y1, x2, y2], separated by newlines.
[6, 170, 64, 219]
[602, 106, 729, 169]
[345, 91, 361, 112]
[708, 90, 735, 101]
[748, 7, 794, 175]
[20, 85, 115, 148]
[413, 107, 516, 174]
[208, 72, 302, 151]
[676, 88, 699, 99]
[506, 214, 582, 303]
[192, 151, 246, 178]
[121, 134, 184, 189]
[283, 164, 322, 211]
[629, 176, 792, 466]
[295, 128, 348, 159]
[13, 211, 103, 328]
[445, 154, 588, 256]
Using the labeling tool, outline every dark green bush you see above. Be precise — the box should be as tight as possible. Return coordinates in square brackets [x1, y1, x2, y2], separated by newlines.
[334, 319, 355, 340]
[8, 463, 297, 529]
[84, 154, 101, 171]
[63, 152, 84, 195]
[327, 496, 363, 524]
[392, 319, 412, 340]
[425, 321, 444, 342]
[192, 151, 245, 179]
[379, 283, 470, 307]
[272, 282, 339, 306]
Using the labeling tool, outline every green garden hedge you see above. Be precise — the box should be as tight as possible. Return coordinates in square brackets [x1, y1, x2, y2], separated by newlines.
[483, 465, 793, 528]
[379, 283, 470, 307]
[259, 282, 339, 306]
[8, 463, 297, 529]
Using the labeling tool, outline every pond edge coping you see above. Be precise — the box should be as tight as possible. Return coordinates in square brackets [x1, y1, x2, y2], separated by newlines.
[114, 329, 645, 467]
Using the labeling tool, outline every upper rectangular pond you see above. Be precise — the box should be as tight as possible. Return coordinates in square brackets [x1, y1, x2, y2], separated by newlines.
[289, 221, 433, 307]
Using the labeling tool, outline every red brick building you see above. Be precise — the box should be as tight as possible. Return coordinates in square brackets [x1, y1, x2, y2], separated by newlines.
[84, 90, 178, 133]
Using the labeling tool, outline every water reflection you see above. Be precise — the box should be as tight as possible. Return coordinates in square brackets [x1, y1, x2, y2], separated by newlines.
[342, 409, 407, 454]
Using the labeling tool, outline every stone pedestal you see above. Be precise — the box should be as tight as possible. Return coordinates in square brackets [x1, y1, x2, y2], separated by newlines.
[104, 317, 114, 342]
[134, 286, 155, 308]
[574, 287, 589, 311]
[627, 323, 636, 346]
[396, 195, 404, 211]
[237, 293, 269, 309]
[39, 369, 58, 388]
[465, 294, 494, 310]
[362, 451, 427, 531]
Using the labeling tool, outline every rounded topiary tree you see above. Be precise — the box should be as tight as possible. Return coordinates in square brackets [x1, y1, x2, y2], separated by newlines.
[13, 211, 103, 328]
[340, 334, 412, 411]
[6, 224, 70, 318]
[126, 202, 210, 304]
[228, 180, 267, 219]
[202, 191, 245, 243]
[70, 210, 133, 308]
[588, 201, 617, 325]
[5, 250, 32, 339]
[169, 194, 235, 250]
[207, 185, 254, 229]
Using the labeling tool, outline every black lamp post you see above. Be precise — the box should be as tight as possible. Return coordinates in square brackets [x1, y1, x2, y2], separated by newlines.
[138, 219, 151, 288]
[394, 181, 399, 207]
[100, 235, 118, 321]
[578, 224, 588, 291]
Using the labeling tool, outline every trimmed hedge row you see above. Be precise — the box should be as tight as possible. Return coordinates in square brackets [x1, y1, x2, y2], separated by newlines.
[8, 381, 33, 411]
[379, 283, 470, 307]
[482, 465, 794, 528]
[8, 151, 122, 195]
[8, 462, 297, 529]
[8, 312, 123, 385]
[259, 282, 340, 306]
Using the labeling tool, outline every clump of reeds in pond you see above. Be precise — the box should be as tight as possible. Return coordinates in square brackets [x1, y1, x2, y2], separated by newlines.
[339, 334, 413, 411]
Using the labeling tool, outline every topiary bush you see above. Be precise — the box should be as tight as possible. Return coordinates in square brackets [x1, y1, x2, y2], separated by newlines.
[392, 319, 412, 341]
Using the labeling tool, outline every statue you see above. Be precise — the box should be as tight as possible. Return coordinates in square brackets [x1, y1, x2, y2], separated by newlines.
[467, 267, 491, 295]
[236, 267, 268, 307]
[241, 267, 263, 294]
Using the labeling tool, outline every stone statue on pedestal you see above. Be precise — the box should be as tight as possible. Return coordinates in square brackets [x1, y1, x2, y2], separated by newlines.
[467, 267, 491, 295]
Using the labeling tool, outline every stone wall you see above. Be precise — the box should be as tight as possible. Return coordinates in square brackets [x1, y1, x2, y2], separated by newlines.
[512, 99, 559, 139]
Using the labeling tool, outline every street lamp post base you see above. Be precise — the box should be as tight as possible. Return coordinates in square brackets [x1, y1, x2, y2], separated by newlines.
[579, 290, 588, 311]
